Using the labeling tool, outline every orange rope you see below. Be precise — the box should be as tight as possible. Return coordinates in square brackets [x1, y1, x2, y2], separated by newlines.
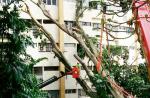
[97, 14, 105, 72]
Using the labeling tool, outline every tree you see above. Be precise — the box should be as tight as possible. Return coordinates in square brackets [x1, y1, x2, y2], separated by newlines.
[15, 0, 150, 98]
[103, 46, 150, 98]
[0, 2, 46, 98]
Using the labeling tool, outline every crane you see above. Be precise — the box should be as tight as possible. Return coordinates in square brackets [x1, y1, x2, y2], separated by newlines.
[37, 66, 80, 88]
[133, 0, 150, 80]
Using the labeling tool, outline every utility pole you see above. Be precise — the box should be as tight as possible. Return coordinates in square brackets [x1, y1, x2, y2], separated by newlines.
[58, 0, 65, 98]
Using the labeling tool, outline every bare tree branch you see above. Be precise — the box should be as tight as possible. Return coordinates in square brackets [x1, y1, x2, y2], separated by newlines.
[24, 2, 97, 97]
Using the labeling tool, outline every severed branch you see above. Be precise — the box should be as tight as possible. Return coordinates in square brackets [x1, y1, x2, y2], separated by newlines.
[30, 0, 98, 66]
[24, 2, 97, 97]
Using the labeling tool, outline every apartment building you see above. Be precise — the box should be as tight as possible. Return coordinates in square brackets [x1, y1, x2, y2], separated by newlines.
[0, 0, 143, 98]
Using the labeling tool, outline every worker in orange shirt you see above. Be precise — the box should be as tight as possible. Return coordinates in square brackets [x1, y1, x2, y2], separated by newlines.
[76, 62, 81, 74]
[67, 63, 81, 78]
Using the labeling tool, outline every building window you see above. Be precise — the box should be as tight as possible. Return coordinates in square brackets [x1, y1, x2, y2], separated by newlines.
[78, 89, 86, 96]
[52, 0, 56, 5]
[46, 43, 52, 52]
[106, 24, 112, 29]
[93, 23, 100, 29]
[64, 0, 75, 2]
[82, 22, 91, 26]
[64, 43, 76, 47]
[65, 89, 76, 94]
[118, 26, 134, 33]
[48, 90, 59, 98]
[32, 29, 39, 38]
[43, 19, 53, 24]
[2, 0, 19, 4]
[65, 21, 75, 30]
[44, 66, 59, 71]
[43, 0, 57, 5]
[47, 0, 51, 5]
[34, 67, 43, 82]
[38, 43, 52, 52]
[0, 0, 17, 5]
[39, 43, 44, 51]
[112, 27, 118, 31]
[0, 0, 11, 4]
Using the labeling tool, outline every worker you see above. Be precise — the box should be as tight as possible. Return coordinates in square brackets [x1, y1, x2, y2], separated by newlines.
[67, 64, 80, 78]
[76, 62, 81, 74]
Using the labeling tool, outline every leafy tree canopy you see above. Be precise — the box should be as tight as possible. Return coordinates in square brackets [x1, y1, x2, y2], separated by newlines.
[0, 3, 46, 98]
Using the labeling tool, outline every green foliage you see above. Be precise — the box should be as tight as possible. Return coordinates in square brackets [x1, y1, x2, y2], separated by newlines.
[91, 46, 150, 98]
[110, 63, 150, 98]
[89, 0, 104, 10]
[119, 0, 132, 12]
[109, 45, 129, 64]
[102, 46, 150, 98]
[32, 26, 44, 39]
[0, 4, 46, 98]
[89, 48, 114, 98]
[138, 63, 149, 83]
[89, 37, 98, 45]
[91, 74, 112, 98]
[77, 44, 86, 59]
[110, 45, 128, 57]
[89, 1, 99, 9]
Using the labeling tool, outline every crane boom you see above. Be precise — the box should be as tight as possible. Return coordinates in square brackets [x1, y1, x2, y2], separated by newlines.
[133, 0, 150, 79]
